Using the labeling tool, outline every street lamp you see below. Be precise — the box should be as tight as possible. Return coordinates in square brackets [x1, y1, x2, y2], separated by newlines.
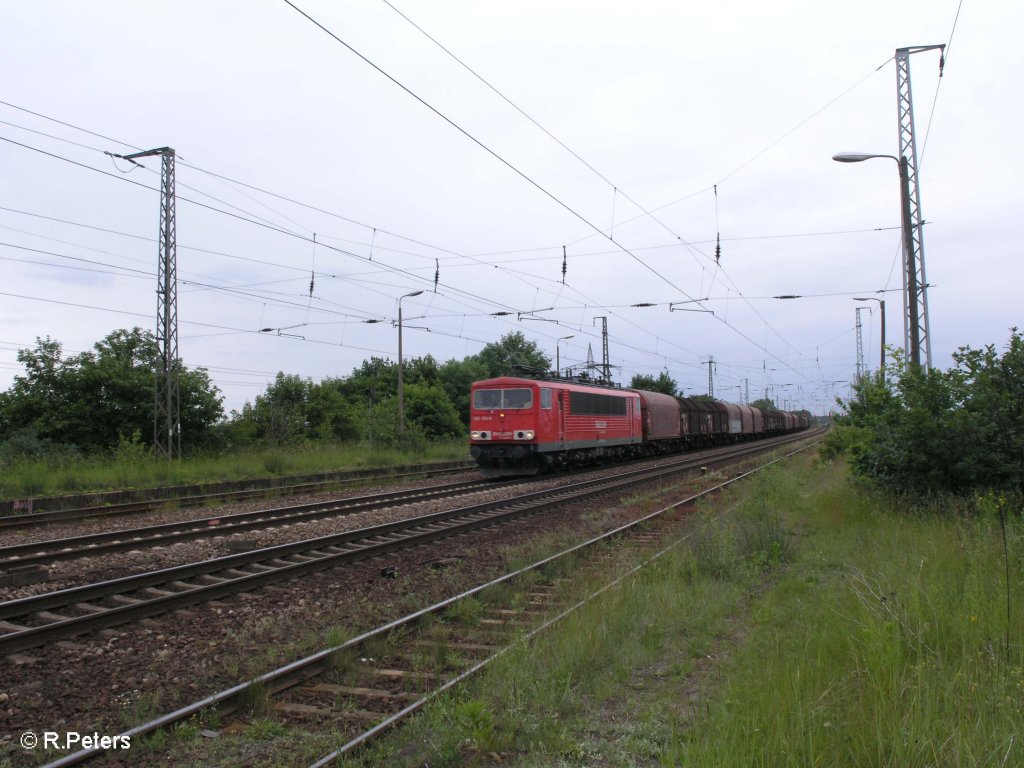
[854, 297, 886, 382]
[833, 152, 927, 369]
[397, 290, 424, 448]
[556, 335, 574, 376]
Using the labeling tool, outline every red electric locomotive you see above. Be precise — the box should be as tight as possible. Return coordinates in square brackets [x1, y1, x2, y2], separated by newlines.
[469, 376, 642, 476]
[470, 375, 811, 476]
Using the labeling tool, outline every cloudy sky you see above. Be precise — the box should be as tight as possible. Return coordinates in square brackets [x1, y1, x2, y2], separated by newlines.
[1, 0, 1018, 416]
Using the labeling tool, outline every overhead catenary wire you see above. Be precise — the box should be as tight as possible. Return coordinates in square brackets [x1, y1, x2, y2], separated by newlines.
[0, 76, 731, 380]
[0, 19, 897, 409]
[370, 3, 906, 382]
[280, 1, 815, 385]
[0, 92, 871, 390]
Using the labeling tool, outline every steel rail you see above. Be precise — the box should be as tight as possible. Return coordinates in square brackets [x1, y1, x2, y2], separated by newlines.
[1, 433, 817, 656]
[39, 436, 821, 768]
[0, 462, 475, 529]
[0, 477, 520, 567]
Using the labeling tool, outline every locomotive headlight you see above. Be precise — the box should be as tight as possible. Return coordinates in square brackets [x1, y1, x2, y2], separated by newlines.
[471, 430, 491, 440]
[514, 430, 535, 440]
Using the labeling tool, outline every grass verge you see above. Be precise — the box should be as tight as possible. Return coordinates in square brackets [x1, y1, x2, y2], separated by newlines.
[344, 454, 1024, 767]
[0, 440, 469, 499]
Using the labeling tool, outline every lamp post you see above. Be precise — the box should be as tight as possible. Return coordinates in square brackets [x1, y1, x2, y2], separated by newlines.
[397, 290, 423, 448]
[832, 152, 926, 369]
[556, 335, 574, 376]
[854, 297, 886, 382]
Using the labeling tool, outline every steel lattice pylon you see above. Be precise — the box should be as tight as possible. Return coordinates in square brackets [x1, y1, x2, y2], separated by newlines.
[895, 45, 943, 370]
[156, 149, 180, 459]
[122, 146, 179, 458]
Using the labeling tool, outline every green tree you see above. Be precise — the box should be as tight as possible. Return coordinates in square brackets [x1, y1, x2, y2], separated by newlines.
[0, 329, 223, 455]
[307, 378, 359, 442]
[951, 328, 1024, 491]
[828, 330, 1024, 494]
[242, 373, 311, 446]
[476, 332, 551, 377]
[629, 372, 679, 396]
[438, 356, 489, 427]
[405, 381, 464, 440]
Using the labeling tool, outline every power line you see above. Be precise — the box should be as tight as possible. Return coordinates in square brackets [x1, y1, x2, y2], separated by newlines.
[281, 1, 814, 385]
[0, 100, 468, 260]
[281, 1, 693, 299]
[378, 3, 889, 382]
[1, 101, 809, 386]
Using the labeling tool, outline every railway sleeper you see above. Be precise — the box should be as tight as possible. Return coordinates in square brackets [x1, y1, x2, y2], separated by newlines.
[141, 587, 177, 598]
[409, 639, 498, 653]
[304, 683, 422, 703]
[72, 601, 109, 614]
[363, 535, 400, 545]
[484, 607, 546, 619]
[197, 574, 229, 585]
[222, 568, 257, 578]
[272, 701, 331, 718]
[337, 707, 393, 722]
[35, 610, 73, 623]
[108, 594, 143, 606]
[372, 668, 438, 681]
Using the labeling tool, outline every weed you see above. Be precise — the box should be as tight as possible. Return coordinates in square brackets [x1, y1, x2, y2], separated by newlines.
[244, 718, 288, 740]
[454, 699, 504, 755]
[445, 596, 483, 626]
[136, 728, 168, 752]
[236, 680, 271, 717]
[327, 646, 358, 677]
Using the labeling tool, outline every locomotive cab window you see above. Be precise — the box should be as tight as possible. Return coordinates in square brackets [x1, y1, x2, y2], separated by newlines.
[473, 388, 534, 410]
[540, 388, 552, 409]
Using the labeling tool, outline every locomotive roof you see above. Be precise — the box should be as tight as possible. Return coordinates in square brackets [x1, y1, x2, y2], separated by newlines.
[472, 376, 635, 395]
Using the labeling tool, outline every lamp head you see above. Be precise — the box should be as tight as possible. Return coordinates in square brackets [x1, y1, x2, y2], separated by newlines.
[832, 152, 897, 163]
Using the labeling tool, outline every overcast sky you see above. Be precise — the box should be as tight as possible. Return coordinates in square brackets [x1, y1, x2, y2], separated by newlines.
[1, 0, 1018, 416]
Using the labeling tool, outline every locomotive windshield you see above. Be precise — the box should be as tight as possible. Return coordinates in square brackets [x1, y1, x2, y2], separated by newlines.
[473, 388, 533, 410]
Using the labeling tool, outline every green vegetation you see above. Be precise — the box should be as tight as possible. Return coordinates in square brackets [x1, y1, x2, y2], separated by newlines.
[826, 328, 1024, 494]
[0, 440, 467, 498]
[0, 328, 222, 456]
[628, 371, 680, 396]
[345, 457, 1023, 767]
[0, 328, 549, 494]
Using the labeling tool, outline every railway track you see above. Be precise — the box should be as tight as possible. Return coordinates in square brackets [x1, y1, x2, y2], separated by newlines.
[0, 477, 522, 568]
[37, 435, 821, 768]
[0, 461, 474, 530]
[0, 433, 814, 656]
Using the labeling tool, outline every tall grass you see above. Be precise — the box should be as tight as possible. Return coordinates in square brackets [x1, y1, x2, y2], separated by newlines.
[0, 440, 469, 498]
[674, 473, 1024, 767]
[347, 458, 1024, 767]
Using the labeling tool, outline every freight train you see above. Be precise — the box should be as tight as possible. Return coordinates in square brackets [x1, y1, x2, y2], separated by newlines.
[469, 375, 809, 477]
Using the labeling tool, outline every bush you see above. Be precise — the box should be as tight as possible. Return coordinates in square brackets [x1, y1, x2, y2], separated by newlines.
[835, 330, 1024, 495]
